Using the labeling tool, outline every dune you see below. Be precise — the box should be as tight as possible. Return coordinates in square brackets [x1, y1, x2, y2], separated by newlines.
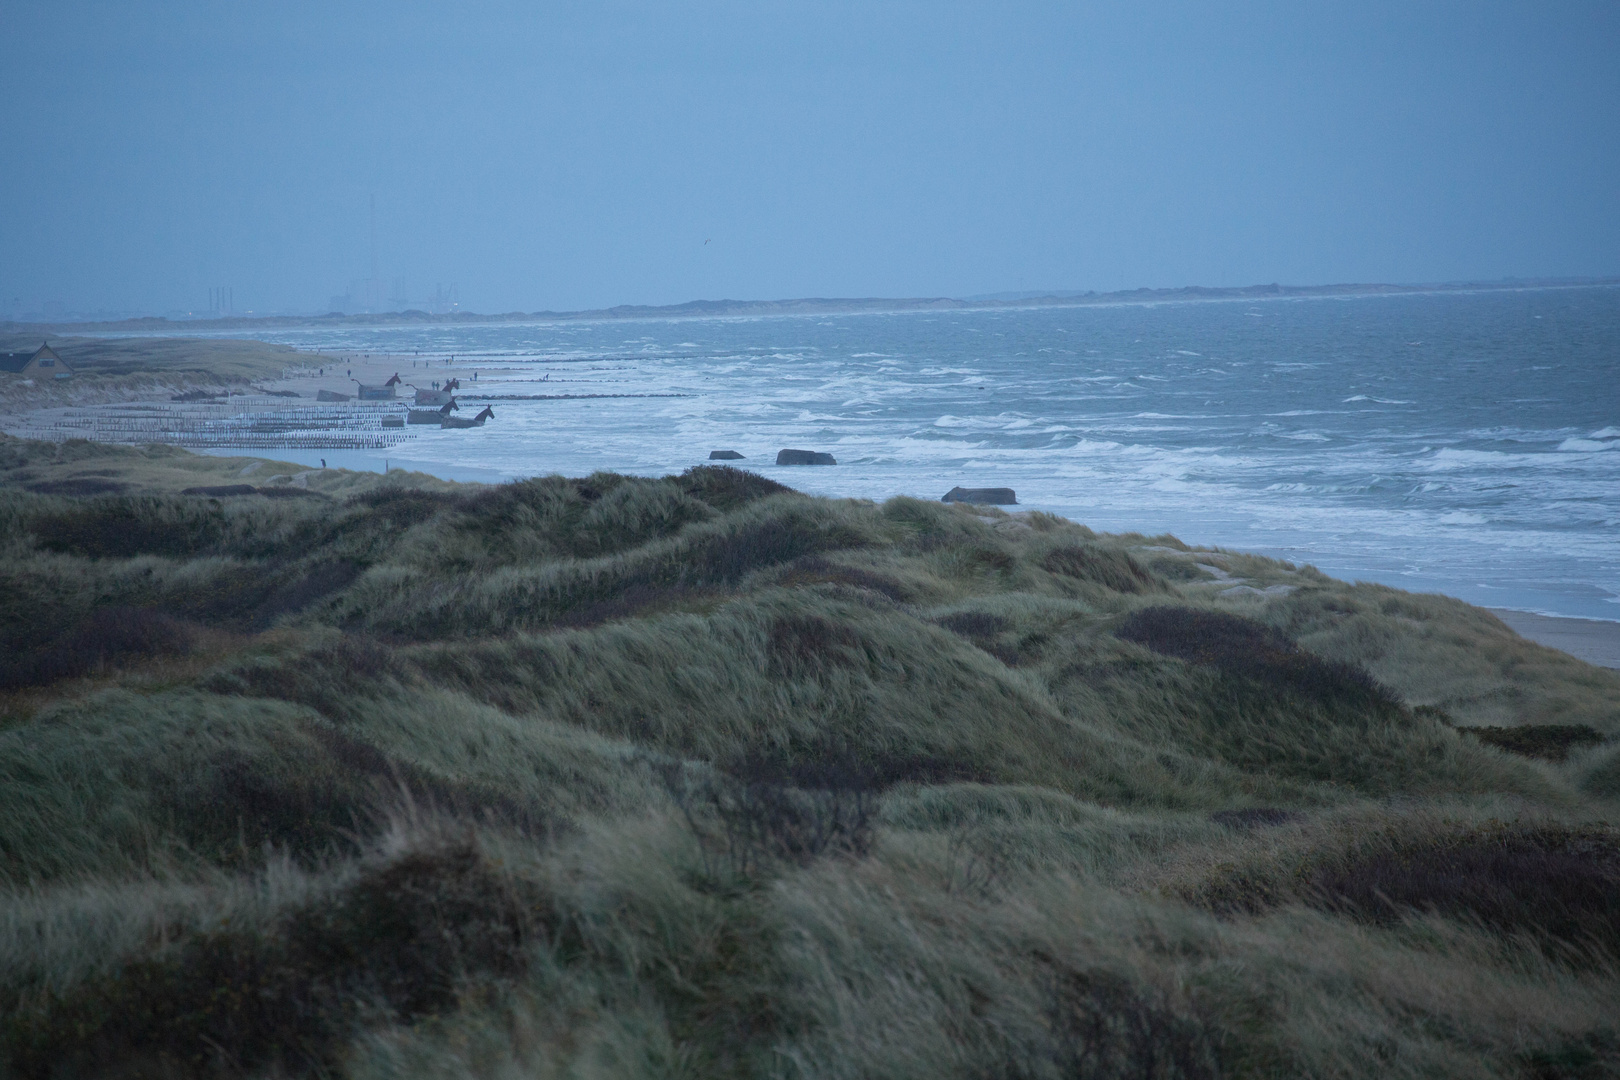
[2, 433, 1618, 1078]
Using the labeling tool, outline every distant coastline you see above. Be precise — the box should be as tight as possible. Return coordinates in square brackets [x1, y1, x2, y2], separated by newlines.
[6, 276, 1617, 335]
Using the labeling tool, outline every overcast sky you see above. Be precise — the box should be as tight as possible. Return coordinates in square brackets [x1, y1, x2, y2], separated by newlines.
[3, 1, 1617, 315]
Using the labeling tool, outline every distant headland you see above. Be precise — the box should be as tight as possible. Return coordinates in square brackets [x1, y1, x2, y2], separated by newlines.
[5, 276, 1616, 334]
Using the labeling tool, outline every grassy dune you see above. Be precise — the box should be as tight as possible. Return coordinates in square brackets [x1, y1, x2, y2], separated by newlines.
[1, 433, 1617, 1079]
[0, 336, 306, 382]
[0, 337, 328, 419]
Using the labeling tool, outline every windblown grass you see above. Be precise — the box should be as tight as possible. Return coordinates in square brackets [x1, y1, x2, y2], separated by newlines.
[1, 432, 1618, 1077]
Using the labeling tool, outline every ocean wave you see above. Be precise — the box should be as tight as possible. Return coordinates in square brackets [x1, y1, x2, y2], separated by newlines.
[238, 289, 1620, 619]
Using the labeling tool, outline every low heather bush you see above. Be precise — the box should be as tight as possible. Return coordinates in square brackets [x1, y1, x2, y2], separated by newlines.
[1209, 807, 1302, 829]
[25, 478, 128, 496]
[1044, 967, 1218, 1080]
[1311, 824, 1620, 959]
[29, 496, 226, 559]
[0, 606, 197, 689]
[1116, 606, 1399, 709]
[778, 554, 911, 602]
[1191, 823, 1620, 962]
[1, 836, 536, 1079]
[1044, 545, 1160, 594]
[934, 611, 1022, 665]
[165, 723, 553, 866]
[1455, 724, 1606, 761]
[766, 613, 864, 671]
[685, 512, 866, 585]
[674, 465, 792, 512]
[658, 756, 875, 879]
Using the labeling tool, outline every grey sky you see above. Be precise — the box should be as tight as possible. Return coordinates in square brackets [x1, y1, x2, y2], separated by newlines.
[3, 1, 1617, 315]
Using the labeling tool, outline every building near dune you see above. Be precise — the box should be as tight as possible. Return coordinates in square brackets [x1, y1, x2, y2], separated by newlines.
[0, 342, 72, 379]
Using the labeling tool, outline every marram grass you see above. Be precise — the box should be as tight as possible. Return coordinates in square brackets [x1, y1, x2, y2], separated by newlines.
[1, 433, 1618, 1079]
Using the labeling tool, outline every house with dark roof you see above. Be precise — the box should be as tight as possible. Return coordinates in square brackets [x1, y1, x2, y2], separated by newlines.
[0, 342, 72, 378]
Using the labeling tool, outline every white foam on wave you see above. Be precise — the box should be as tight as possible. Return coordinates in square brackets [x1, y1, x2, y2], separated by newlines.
[238, 293, 1620, 619]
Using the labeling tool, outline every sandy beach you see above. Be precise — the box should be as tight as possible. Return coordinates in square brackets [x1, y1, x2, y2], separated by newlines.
[1489, 609, 1620, 670]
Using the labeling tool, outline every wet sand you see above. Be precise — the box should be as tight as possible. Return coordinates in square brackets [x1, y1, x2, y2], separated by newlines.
[1490, 609, 1620, 670]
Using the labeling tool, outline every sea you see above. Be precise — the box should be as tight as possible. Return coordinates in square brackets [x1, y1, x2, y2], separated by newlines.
[213, 285, 1620, 622]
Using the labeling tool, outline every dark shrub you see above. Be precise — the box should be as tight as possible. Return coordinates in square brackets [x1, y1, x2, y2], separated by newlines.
[1192, 824, 1620, 962]
[965, 545, 1015, 573]
[0, 607, 198, 689]
[934, 611, 1021, 665]
[256, 487, 326, 500]
[25, 478, 127, 496]
[1044, 968, 1218, 1080]
[30, 496, 225, 558]
[687, 514, 865, 585]
[166, 721, 553, 868]
[779, 555, 911, 602]
[165, 562, 287, 626]
[935, 611, 1010, 638]
[1521, 1032, 1620, 1080]
[1308, 825, 1620, 960]
[1116, 606, 1399, 709]
[1044, 545, 1159, 593]
[2, 837, 537, 1080]
[675, 465, 792, 513]
[551, 583, 711, 630]
[726, 744, 988, 791]
[1456, 725, 1606, 762]
[1147, 556, 1209, 582]
[179, 484, 258, 497]
[344, 486, 457, 524]
[767, 613, 863, 671]
[201, 634, 407, 724]
[658, 753, 877, 878]
[253, 559, 364, 626]
[1210, 807, 1302, 829]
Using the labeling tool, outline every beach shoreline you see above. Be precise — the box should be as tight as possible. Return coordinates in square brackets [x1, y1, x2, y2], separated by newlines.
[5, 350, 1618, 674]
[1487, 609, 1620, 670]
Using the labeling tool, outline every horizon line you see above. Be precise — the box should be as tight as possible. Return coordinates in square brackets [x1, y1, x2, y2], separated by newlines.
[6, 275, 1618, 335]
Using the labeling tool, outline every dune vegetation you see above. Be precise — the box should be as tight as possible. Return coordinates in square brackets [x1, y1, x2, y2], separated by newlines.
[1, 433, 1617, 1079]
[0, 337, 325, 420]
